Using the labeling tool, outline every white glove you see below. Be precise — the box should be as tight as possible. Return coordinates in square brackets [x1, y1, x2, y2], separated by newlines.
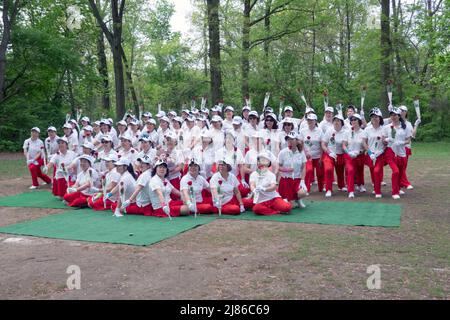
[26, 159, 33, 165]
[328, 152, 337, 160]
[349, 151, 358, 158]
[384, 137, 393, 144]
[241, 180, 249, 188]
[240, 204, 245, 213]
[121, 200, 131, 209]
[42, 166, 48, 174]
[414, 118, 421, 127]
[360, 110, 365, 118]
[67, 187, 77, 194]
[300, 181, 307, 191]
[188, 203, 196, 212]
[163, 205, 170, 215]
[370, 153, 377, 162]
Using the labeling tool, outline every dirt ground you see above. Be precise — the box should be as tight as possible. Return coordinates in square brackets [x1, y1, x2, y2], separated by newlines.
[0, 151, 448, 300]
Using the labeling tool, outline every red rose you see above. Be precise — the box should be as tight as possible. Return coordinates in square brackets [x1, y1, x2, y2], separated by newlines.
[377, 136, 381, 140]
[234, 147, 238, 152]
[61, 163, 65, 168]
[352, 127, 354, 131]
[163, 181, 168, 186]
[41, 146, 44, 149]
[57, 151, 60, 155]
[332, 133, 335, 137]
[218, 180, 223, 185]
[188, 181, 193, 186]
[307, 136, 311, 140]
[118, 155, 121, 158]
[266, 139, 271, 145]
[391, 125, 394, 129]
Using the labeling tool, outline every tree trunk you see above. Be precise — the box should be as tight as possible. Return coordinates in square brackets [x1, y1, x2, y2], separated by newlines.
[96, 29, 111, 110]
[380, 0, 392, 111]
[345, 0, 351, 80]
[264, 0, 272, 59]
[203, 0, 209, 78]
[121, 46, 139, 116]
[66, 70, 76, 116]
[241, 0, 250, 99]
[207, 0, 223, 104]
[392, 0, 403, 101]
[310, 4, 316, 94]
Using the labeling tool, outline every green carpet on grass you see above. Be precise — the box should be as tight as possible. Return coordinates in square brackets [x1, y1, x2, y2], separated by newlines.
[0, 191, 69, 209]
[0, 209, 217, 246]
[221, 200, 402, 227]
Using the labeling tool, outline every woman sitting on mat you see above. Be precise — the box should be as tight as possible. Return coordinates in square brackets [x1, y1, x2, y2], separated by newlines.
[87, 154, 120, 211]
[108, 158, 137, 217]
[120, 156, 154, 216]
[149, 160, 183, 218]
[178, 159, 214, 216]
[63, 155, 100, 208]
[250, 152, 292, 216]
[209, 159, 253, 215]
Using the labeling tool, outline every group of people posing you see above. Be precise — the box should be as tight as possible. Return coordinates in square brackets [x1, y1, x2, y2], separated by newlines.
[22, 101, 420, 218]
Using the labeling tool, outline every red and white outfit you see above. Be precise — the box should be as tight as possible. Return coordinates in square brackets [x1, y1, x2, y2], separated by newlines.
[214, 147, 250, 197]
[191, 145, 215, 180]
[278, 147, 307, 201]
[261, 128, 281, 157]
[164, 148, 183, 200]
[149, 175, 183, 217]
[49, 150, 77, 197]
[321, 128, 350, 192]
[209, 172, 253, 215]
[364, 126, 385, 196]
[63, 168, 100, 207]
[179, 173, 214, 214]
[124, 169, 153, 216]
[23, 138, 52, 187]
[401, 120, 414, 188]
[250, 169, 292, 215]
[110, 171, 137, 213]
[87, 168, 120, 210]
[299, 127, 324, 192]
[346, 127, 368, 191]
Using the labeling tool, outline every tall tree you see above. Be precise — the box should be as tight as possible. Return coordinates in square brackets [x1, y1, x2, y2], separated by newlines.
[89, 0, 126, 120]
[207, 0, 223, 104]
[380, 0, 392, 110]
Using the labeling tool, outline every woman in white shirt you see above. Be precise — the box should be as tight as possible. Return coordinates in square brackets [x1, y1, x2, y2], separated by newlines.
[299, 113, 324, 193]
[321, 115, 349, 197]
[161, 131, 184, 200]
[209, 159, 253, 215]
[279, 118, 295, 150]
[63, 155, 100, 208]
[191, 133, 215, 181]
[250, 152, 292, 215]
[23, 127, 52, 189]
[108, 158, 137, 216]
[261, 113, 281, 157]
[278, 132, 308, 209]
[87, 154, 120, 211]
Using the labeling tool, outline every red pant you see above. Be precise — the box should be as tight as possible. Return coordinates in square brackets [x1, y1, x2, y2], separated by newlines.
[278, 177, 300, 201]
[400, 147, 412, 187]
[365, 153, 385, 195]
[253, 197, 292, 216]
[323, 153, 349, 192]
[169, 177, 181, 200]
[52, 177, 68, 197]
[352, 154, 366, 187]
[236, 174, 251, 198]
[87, 195, 114, 211]
[125, 203, 153, 216]
[305, 158, 324, 192]
[208, 196, 254, 215]
[168, 199, 213, 216]
[152, 201, 182, 218]
[383, 148, 400, 195]
[63, 192, 89, 208]
[28, 157, 51, 187]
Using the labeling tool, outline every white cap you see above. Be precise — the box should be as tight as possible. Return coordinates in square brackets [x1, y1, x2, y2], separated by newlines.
[257, 151, 272, 161]
[282, 117, 294, 124]
[182, 109, 190, 114]
[117, 120, 127, 126]
[224, 106, 234, 112]
[159, 116, 170, 123]
[146, 118, 157, 125]
[201, 132, 212, 140]
[63, 123, 72, 129]
[100, 134, 113, 142]
[173, 116, 183, 123]
[83, 125, 93, 132]
[351, 114, 362, 120]
[211, 115, 223, 122]
[265, 113, 278, 122]
[333, 114, 345, 121]
[186, 115, 196, 122]
[242, 106, 251, 111]
[399, 105, 408, 112]
[57, 136, 69, 144]
[139, 135, 151, 142]
[69, 119, 78, 125]
[232, 116, 243, 125]
[82, 142, 95, 150]
[93, 121, 101, 126]
[100, 119, 111, 125]
[81, 116, 90, 123]
[306, 113, 318, 121]
[78, 155, 94, 166]
[264, 107, 274, 113]
[284, 106, 294, 112]
[143, 112, 153, 118]
[129, 119, 139, 126]
[47, 126, 57, 132]
[168, 111, 177, 117]
[305, 107, 315, 114]
[137, 155, 152, 165]
[390, 107, 401, 115]
[369, 108, 383, 117]
[120, 133, 133, 142]
[115, 158, 131, 166]
[103, 154, 119, 162]
[201, 108, 210, 114]
[249, 111, 258, 118]
[164, 131, 177, 141]
[325, 106, 334, 113]
[154, 159, 167, 167]
[156, 111, 166, 118]
[31, 127, 40, 133]
[285, 131, 299, 140]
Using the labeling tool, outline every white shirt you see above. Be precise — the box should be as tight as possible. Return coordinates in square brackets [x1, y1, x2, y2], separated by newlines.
[76, 168, 100, 196]
[210, 172, 239, 204]
[244, 149, 277, 172]
[95, 149, 117, 174]
[365, 125, 385, 155]
[209, 128, 225, 152]
[322, 128, 349, 155]
[214, 147, 244, 176]
[299, 127, 323, 159]
[192, 145, 215, 179]
[261, 129, 281, 156]
[23, 138, 45, 161]
[382, 123, 411, 157]
[149, 175, 174, 209]
[136, 148, 157, 167]
[118, 148, 138, 163]
[101, 168, 121, 202]
[347, 128, 368, 154]
[278, 148, 307, 179]
[249, 170, 280, 204]
[136, 170, 152, 207]
[231, 128, 246, 156]
[319, 120, 333, 135]
[49, 150, 78, 180]
[117, 172, 136, 203]
[66, 133, 79, 153]
[163, 148, 183, 180]
[44, 136, 59, 157]
[180, 173, 209, 203]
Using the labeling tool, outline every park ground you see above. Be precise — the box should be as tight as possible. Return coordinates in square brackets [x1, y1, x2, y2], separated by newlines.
[0, 142, 449, 299]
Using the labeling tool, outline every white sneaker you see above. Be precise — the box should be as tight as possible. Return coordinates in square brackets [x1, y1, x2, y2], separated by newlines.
[29, 185, 38, 190]
[392, 194, 400, 200]
[399, 190, 405, 195]
[325, 191, 332, 197]
[406, 185, 414, 190]
[348, 192, 355, 198]
[359, 185, 366, 193]
[375, 194, 382, 199]
[113, 209, 123, 217]
[381, 181, 387, 186]
[297, 200, 306, 208]
[372, 190, 375, 194]
[333, 181, 337, 185]
[339, 187, 348, 192]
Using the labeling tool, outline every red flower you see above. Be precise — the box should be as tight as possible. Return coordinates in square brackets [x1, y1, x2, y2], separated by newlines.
[131, 150, 135, 154]
[57, 151, 60, 155]
[352, 127, 354, 131]
[61, 163, 65, 169]
[266, 139, 271, 145]
[234, 147, 238, 152]
[118, 155, 122, 159]
[218, 180, 223, 185]
[120, 182, 124, 186]
[377, 136, 381, 140]
[163, 181, 168, 186]
[307, 136, 311, 140]
[323, 90, 328, 97]
[41, 146, 44, 149]
[188, 181, 193, 186]
[391, 125, 394, 129]
[332, 133, 335, 138]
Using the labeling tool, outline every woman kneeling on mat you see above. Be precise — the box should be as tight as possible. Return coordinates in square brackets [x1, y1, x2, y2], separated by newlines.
[149, 160, 183, 218]
[87, 154, 120, 210]
[250, 152, 292, 215]
[209, 159, 254, 215]
[63, 155, 100, 207]
[120, 156, 153, 216]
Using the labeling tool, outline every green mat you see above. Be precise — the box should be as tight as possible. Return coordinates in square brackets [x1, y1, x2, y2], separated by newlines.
[0, 209, 216, 246]
[220, 200, 402, 227]
[0, 191, 69, 209]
